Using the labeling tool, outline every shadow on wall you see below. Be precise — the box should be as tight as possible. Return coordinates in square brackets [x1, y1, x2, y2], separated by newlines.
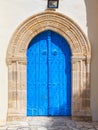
[84, 0, 98, 121]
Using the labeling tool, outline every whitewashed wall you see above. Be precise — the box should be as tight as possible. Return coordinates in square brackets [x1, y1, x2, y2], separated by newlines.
[0, 0, 98, 124]
[84, 0, 98, 122]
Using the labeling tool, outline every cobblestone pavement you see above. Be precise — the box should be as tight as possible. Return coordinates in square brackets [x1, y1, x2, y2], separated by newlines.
[0, 117, 98, 130]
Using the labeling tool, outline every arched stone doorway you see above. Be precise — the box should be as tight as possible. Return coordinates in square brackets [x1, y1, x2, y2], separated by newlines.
[6, 11, 91, 121]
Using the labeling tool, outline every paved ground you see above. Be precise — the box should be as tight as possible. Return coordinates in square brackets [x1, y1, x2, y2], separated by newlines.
[0, 117, 98, 130]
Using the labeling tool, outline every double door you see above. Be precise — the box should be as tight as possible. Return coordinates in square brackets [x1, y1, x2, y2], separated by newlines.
[27, 30, 71, 116]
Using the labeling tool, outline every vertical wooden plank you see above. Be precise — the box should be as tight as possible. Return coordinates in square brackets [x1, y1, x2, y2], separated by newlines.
[59, 37, 67, 115]
[48, 31, 60, 115]
[35, 36, 39, 115]
[64, 39, 72, 115]
[27, 36, 36, 115]
[38, 31, 48, 115]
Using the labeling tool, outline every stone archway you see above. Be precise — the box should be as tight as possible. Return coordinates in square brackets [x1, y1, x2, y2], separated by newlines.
[6, 10, 91, 121]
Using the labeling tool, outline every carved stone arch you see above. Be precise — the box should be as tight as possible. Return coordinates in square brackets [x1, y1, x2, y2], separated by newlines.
[6, 11, 91, 121]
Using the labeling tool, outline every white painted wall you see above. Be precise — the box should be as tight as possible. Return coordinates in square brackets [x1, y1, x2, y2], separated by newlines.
[84, 0, 98, 121]
[0, 0, 98, 124]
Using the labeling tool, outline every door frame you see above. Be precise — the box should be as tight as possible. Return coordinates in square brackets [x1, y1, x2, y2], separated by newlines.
[6, 11, 91, 121]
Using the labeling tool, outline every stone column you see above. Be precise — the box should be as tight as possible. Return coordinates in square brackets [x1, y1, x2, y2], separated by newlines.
[85, 59, 91, 116]
[16, 61, 26, 116]
[7, 61, 17, 120]
[7, 59, 26, 121]
[72, 56, 91, 119]
[72, 57, 81, 116]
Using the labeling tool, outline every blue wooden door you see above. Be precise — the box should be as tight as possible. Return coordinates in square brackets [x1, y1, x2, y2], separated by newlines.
[27, 30, 71, 116]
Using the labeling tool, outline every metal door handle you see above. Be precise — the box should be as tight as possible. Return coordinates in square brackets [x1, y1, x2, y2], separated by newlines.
[52, 49, 57, 55]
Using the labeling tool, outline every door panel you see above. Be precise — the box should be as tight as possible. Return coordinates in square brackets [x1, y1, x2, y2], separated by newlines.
[27, 30, 71, 116]
[27, 32, 48, 115]
[48, 31, 71, 115]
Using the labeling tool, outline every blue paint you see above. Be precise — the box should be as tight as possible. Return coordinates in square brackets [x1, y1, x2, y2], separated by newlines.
[27, 30, 72, 116]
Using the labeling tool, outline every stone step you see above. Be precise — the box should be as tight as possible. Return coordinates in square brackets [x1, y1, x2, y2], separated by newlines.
[0, 117, 98, 130]
[0, 126, 71, 130]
